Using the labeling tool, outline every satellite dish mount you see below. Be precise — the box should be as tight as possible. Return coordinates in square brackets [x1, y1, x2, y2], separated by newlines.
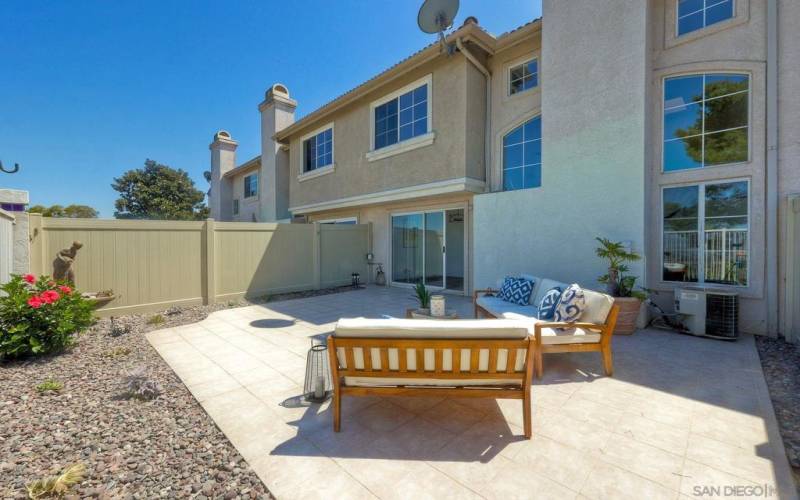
[417, 0, 460, 55]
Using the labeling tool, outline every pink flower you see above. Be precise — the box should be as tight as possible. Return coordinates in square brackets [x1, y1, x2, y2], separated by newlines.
[27, 296, 43, 309]
[23, 274, 36, 284]
[40, 290, 60, 304]
[58, 285, 72, 295]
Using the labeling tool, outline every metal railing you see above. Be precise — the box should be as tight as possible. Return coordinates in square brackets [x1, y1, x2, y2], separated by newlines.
[663, 229, 747, 285]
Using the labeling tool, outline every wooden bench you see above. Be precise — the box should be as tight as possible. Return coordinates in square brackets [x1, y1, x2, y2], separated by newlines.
[327, 318, 536, 438]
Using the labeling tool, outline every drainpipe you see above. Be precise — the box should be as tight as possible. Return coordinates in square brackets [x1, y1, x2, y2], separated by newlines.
[456, 38, 492, 191]
[766, 0, 779, 335]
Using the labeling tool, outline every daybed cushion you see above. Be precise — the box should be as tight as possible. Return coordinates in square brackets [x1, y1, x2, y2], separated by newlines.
[333, 317, 529, 387]
[476, 296, 538, 320]
[532, 278, 569, 307]
[581, 289, 615, 325]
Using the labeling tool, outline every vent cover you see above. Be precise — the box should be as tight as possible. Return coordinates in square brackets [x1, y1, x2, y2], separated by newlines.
[705, 292, 738, 339]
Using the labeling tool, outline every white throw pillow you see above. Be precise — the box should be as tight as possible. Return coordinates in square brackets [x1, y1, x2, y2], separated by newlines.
[554, 284, 586, 323]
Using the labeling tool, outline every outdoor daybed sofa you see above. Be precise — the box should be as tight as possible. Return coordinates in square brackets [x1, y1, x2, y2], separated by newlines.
[473, 275, 620, 378]
[327, 318, 536, 438]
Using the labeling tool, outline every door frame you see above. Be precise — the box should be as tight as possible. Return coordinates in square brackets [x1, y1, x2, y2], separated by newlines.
[387, 202, 468, 295]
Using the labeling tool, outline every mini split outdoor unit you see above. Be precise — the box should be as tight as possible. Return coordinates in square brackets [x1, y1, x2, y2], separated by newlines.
[674, 288, 739, 340]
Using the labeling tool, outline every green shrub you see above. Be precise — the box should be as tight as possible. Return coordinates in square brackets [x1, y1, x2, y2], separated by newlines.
[0, 274, 94, 359]
[36, 378, 64, 393]
[146, 314, 165, 326]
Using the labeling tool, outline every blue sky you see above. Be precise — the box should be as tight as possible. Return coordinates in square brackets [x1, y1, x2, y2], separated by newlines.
[0, 1, 540, 217]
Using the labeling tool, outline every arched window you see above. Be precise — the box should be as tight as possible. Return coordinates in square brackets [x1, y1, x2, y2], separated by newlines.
[503, 116, 541, 191]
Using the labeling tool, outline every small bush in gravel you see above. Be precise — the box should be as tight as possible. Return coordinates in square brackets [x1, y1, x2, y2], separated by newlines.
[0, 274, 94, 359]
[35, 378, 64, 394]
[108, 316, 132, 337]
[146, 314, 165, 326]
[26, 463, 85, 499]
[103, 346, 132, 358]
[123, 365, 162, 400]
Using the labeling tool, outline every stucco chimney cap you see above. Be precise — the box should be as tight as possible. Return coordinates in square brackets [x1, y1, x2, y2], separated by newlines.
[209, 129, 238, 150]
[214, 130, 232, 141]
[266, 83, 290, 100]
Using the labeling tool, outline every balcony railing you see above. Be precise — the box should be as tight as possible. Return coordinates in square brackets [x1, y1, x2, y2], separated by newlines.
[663, 229, 747, 285]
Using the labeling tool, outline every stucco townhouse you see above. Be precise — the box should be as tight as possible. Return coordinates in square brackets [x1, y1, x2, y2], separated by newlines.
[208, 0, 800, 337]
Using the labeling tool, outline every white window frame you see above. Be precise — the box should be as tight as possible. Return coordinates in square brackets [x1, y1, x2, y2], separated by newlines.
[507, 56, 539, 97]
[676, 0, 736, 37]
[232, 198, 239, 216]
[660, 178, 750, 287]
[298, 122, 335, 182]
[661, 71, 751, 173]
[243, 173, 259, 199]
[367, 74, 434, 162]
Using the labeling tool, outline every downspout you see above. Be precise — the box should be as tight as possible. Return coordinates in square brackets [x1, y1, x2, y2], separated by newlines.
[456, 38, 492, 191]
[766, 0, 779, 335]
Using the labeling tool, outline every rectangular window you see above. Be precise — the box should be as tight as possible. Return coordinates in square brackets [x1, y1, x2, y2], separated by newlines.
[677, 0, 734, 36]
[232, 199, 239, 215]
[243, 174, 258, 198]
[374, 83, 428, 150]
[509, 58, 538, 95]
[662, 180, 748, 286]
[663, 73, 748, 172]
[503, 116, 541, 191]
[303, 127, 333, 172]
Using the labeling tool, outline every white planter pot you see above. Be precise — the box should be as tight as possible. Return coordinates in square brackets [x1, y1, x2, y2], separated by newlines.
[430, 295, 446, 317]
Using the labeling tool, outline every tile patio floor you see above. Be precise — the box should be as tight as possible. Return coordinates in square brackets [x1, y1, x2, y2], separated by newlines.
[146, 286, 797, 499]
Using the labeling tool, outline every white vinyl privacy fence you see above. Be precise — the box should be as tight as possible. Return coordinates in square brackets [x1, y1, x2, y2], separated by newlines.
[0, 210, 13, 287]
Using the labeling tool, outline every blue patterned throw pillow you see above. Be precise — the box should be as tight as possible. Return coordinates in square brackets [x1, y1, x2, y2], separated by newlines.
[498, 277, 534, 306]
[554, 284, 586, 323]
[537, 287, 562, 320]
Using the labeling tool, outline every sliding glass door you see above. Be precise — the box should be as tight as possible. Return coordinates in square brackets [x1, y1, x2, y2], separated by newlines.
[391, 209, 463, 291]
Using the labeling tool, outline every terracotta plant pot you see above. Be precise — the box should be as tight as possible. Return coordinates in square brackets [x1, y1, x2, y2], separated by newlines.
[612, 297, 642, 335]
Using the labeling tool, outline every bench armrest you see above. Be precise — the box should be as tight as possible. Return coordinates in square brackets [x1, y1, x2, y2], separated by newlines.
[472, 288, 497, 302]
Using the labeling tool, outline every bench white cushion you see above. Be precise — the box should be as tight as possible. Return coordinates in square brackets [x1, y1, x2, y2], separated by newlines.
[334, 317, 529, 339]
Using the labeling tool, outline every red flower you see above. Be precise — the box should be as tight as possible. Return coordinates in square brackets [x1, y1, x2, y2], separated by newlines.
[40, 290, 60, 304]
[27, 296, 43, 309]
[58, 285, 72, 295]
[23, 274, 36, 284]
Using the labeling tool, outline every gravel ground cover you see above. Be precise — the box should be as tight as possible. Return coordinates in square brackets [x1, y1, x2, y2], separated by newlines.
[0, 300, 275, 499]
[1, 285, 359, 498]
[756, 335, 800, 491]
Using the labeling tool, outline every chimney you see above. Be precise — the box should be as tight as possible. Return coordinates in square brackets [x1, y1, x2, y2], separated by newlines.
[259, 83, 296, 221]
[209, 130, 237, 220]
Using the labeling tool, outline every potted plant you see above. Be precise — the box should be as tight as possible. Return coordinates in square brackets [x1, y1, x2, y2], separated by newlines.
[595, 237, 647, 335]
[410, 282, 432, 318]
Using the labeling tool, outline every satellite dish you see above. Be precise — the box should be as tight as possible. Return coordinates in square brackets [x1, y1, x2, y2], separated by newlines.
[417, 0, 459, 54]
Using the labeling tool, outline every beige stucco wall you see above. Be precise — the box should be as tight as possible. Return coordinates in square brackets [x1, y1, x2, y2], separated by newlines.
[487, 30, 541, 192]
[778, 0, 800, 338]
[228, 166, 260, 222]
[646, 0, 770, 334]
[285, 52, 486, 211]
[474, 0, 649, 293]
[306, 192, 474, 294]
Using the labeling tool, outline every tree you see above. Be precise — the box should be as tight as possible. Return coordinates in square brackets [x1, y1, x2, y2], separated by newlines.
[112, 159, 207, 220]
[28, 204, 98, 218]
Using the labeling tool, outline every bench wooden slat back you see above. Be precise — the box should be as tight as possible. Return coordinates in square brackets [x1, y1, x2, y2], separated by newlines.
[330, 337, 531, 381]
